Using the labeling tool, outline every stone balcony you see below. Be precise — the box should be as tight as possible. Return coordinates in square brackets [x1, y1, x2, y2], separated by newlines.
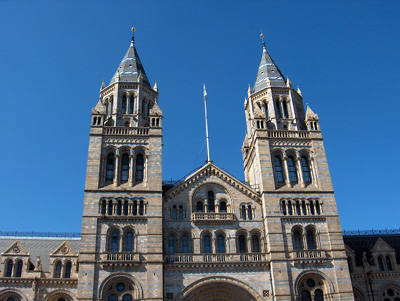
[165, 253, 268, 267]
[103, 127, 149, 136]
[100, 252, 140, 267]
[290, 250, 329, 266]
[191, 212, 235, 225]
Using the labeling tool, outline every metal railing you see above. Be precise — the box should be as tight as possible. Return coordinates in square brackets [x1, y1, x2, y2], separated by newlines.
[0, 231, 81, 238]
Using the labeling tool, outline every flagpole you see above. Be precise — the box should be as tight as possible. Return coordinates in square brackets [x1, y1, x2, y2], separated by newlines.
[203, 83, 211, 162]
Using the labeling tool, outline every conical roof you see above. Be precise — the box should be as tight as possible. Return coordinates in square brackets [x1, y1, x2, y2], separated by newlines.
[253, 43, 286, 93]
[110, 37, 151, 87]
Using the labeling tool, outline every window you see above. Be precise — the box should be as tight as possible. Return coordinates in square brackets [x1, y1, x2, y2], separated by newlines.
[293, 230, 303, 250]
[301, 156, 311, 182]
[117, 201, 122, 216]
[123, 295, 133, 301]
[208, 191, 215, 212]
[123, 201, 129, 215]
[106, 153, 115, 181]
[378, 256, 385, 271]
[287, 156, 298, 182]
[238, 235, 247, 253]
[179, 205, 184, 220]
[252, 235, 260, 253]
[316, 201, 321, 215]
[124, 121, 130, 127]
[132, 201, 137, 215]
[204, 235, 212, 253]
[247, 206, 253, 220]
[301, 290, 312, 301]
[309, 201, 315, 215]
[129, 97, 134, 114]
[220, 201, 227, 213]
[283, 101, 289, 118]
[296, 201, 301, 215]
[108, 295, 118, 301]
[264, 102, 270, 119]
[55, 261, 62, 278]
[168, 235, 175, 254]
[122, 96, 127, 113]
[125, 232, 134, 252]
[217, 235, 225, 253]
[135, 154, 144, 182]
[241, 205, 247, 220]
[65, 261, 72, 278]
[172, 205, 177, 220]
[139, 201, 144, 215]
[274, 156, 284, 182]
[15, 260, 22, 277]
[108, 201, 113, 215]
[306, 229, 316, 250]
[5, 260, 12, 277]
[101, 200, 106, 215]
[386, 256, 393, 271]
[275, 100, 282, 118]
[182, 235, 189, 253]
[196, 201, 203, 212]
[111, 231, 119, 252]
[121, 154, 130, 182]
[314, 289, 324, 301]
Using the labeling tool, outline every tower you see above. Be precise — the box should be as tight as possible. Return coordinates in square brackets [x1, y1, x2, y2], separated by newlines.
[78, 28, 163, 300]
[242, 37, 354, 299]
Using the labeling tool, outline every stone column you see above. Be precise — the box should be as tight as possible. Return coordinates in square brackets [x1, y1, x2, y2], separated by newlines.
[247, 233, 252, 253]
[296, 155, 305, 187]
[129, 149, 135, 187]
[282, 156, 291, 187]
[113, 149, 120, 187]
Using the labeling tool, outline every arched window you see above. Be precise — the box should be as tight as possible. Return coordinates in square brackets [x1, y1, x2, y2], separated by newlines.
[220, 201, 227, 213]
[306, 229, 316, 250]
[386, 256, 393, 271]
[264, 102, 270, 119]
[238, 235, 247, 253]
[274, 156, 284, 182]
[281, 201, 287, 215]
[139, 201, 144, 215]
[132, 201, 137, 215]
[208, 191, 215, 212]
[123, 295, 133, 301]
[122, 96, 127, 113]
[378, 256, 385, 271]
[275, 100, 282, 118]
[117, 200, 122, 216]
[241, 205, 247, 220]
[168, 235, 176, 254]
[125, 231, 134, 252]
[204, 235, 212, 253]
[121, 154, 130, 182]
[64, 261, 72, 278]
[296, 201, 301, 215]
[101, 200, 106, 215]
[301, 157, 311, 182]
[129, 97, 134, 114]
[314, 289, 324, 301]
[316, 200, 321, 215]
[283, 101, 289, 118]
[15, 260, 23, 277]
[172, 205, 177, 220]
[293, 230, 303, 250]
[302, 201, 307, 215]
[287, 201, 293, 215]
[123, 201, 128, 215]
[252, 234, 260, 253]
[217, 235, 225, 253]
[196, 201, 203, 212]
[7, 297, 17, 301]
[108, 201, 113, 215]
[110, 231, 119, 252]
[5, 260, 13, 277]
[309, 201, 315, 215]
[106, 153, 115, 181]
[247, 206, 253, 220]
[301, 290, 312, 301]
[179, 205, 184, 220]
[55, 261, 62, 278]
[124, 121, 130, 127]
[135, 154, 144, 182]
[288, 156, 298, 182]
[182, 235, 189, 253]
[108, 295, 118, 301]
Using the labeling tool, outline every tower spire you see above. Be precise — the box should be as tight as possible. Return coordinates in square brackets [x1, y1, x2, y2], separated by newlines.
[260, 31, 266, 50]
[131, 26, 135, 43]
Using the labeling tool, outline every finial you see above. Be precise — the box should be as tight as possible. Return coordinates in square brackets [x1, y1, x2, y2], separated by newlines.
[260, 30, 266, 49]
[153, 81, 158, 92]
[131, 26, 136, 43]
[297, 86, 302, 96]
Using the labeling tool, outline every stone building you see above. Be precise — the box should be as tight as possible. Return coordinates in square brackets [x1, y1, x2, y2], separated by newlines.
[0, 28, 396, 300]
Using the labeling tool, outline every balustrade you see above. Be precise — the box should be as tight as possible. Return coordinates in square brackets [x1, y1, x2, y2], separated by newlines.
[101, 252, 139, 263]
[294, 250, 326, 260]
[165, 253, 267, 264]
[266, 130, 309, 139]
[192, 212, 234, 221]
[103, 127, 149, 136]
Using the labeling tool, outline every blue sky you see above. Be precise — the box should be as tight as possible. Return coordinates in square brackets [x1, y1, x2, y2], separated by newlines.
[0, 1, 399, 233]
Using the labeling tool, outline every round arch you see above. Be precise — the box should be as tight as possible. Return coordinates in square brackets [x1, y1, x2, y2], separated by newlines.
[98, 273, 143, 300]
[177, 276, 263, 301]
[294, 270, 335, 300]
[44, 289, 77, 301]
[0, 289, 28, 301]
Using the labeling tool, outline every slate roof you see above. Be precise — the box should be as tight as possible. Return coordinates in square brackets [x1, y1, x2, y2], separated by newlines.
[0, 237, 81, 272]
[109, 36, 151, 87]
[253, 43, 286, 93]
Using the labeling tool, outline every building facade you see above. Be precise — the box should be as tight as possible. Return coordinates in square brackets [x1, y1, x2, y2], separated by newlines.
[0, 29, 397, 301]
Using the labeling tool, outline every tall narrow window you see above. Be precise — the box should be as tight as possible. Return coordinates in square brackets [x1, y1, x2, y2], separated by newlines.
[106, 153, 115, 181]
[252, 235, 260, 253]
[108, 295, 118, 301]
[125, 232, 134, 252]
[309, 202, 315, 215]
[217, 235, 225, 253]
[64, 261, 72, 278]
[108, 201, 113, 215]
[105, 102, 109, 116]
[196, 201, 203, 212]
[293, 230, 303, 250]
[301, 290, 312, 301]
[281, 202, 287, 215]
[139, 201, 144, 215]
[168, 235, 175, 254]
[135, 154, 144, 182]
[241, 205, 247, 220]
[121, 154, 129, 182]
[132, 201, 137, 215]
[129, 97, 134, 114]
[101, 200, 106, 215]
[264, 102, 270, 119]
[111, 231, 119, 252]
[117, 201, 122, 216]
[247, 206, 253, 220]
[172, 205, 177, 220]
[301, 157, 311, 182]
[302, 201, 307, 215]
[378, 256, 385, 271]
[55, 261, 62, 278]
[208, 191, 215, 212]
[220, 201, 227, 213]
[204, 235, 212, 253]
[316, 201, 321, 215]
[179, 205, 184, 220]
[296, 201, 301, 215]
[288, 156, 298, 183]
[238, 235, 247, 253]
[5, 260, 13, 277]
[123, 295, 133, 301]
[306, 230, 316, 250]
[182, 235, 189, 253]
[386, 256, 393, 271]
[275, 100, 282, 118]
[314, 289, 324, 301]
[123, 201, 128, 215]
[15, 260, 22, 277]
[122, 96, 127, 113]
[283, 101, 289, 118]
[274, 156, 284, 182]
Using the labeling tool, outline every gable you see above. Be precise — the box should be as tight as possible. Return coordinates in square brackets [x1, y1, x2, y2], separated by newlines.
[371, 237, 395, 253]
[50, 241, 78, 257]
[2, 240, 29, 256]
